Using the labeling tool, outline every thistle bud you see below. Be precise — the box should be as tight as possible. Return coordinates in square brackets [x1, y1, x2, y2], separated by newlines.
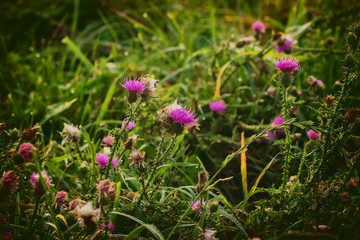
[129, 150, 146, 168]
[21, 124, 42, 141]
[209, 201, 219, 213]
[54, 191, 68, 209]
[325, 94, 335, 108]
[9, 128, 19, 139]
[198, 171, 207, 186]
[279, 72, 294, 87]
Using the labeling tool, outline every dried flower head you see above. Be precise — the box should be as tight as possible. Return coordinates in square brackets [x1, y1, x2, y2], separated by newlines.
[69, 199, 83, 211]
[140, 75, 157, 99]
[266, 87, 276, 98]
[307, 129, 320, 141]
[124, 135, 137, 150]
[325, 94, 335, 108]
[96, 179, 116, 201]
[21, 124, 42, 141]
[236, 36, 255, 48]
[1, 171, 18, 194]
[70, 202, 100, 229]
[209, 100, 226, 114]
[19, 142, 36, 162]
[129, 150, 146, 168]
[61, 123, 81, 142]
[102, 136, 114, 147]
[199, 228, 219, 240]
[344, 107, 360, 123]
[275, 35, 294, 53]
[122, 119, 135, 130]
[29, 171, 52, 196]
[54, 191, 68, 209]
[251, 21, 265, 34]
[275, 56, 300, 73]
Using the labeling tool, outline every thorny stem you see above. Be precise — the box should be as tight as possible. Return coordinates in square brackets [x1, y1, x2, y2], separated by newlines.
[281, 85, 293, 189]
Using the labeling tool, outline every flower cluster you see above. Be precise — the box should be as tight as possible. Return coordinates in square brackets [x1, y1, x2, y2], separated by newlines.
[96, 153, 119, 170]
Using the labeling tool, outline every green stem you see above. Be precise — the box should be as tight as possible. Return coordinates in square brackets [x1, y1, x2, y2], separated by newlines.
[281, 85, 292, 189]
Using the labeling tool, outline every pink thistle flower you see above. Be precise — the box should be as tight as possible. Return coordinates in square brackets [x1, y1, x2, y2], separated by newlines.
[317, 80, 325, 88]
[121, 77, 144, 92]
[169, 107, 197, 126]
[69, 199, 83, 211]
[96, 153, 109, 169]
[19, 142, 36, 161]
[54, 191, 68, 209]
[111, 157, 119, 169]
[272, 116, 285, 137]
[97, 179, 111, 195]
[191, 200, 208, 216]
[1, 170, 18, 193]
[29, 171, 52, 195]
[122, 119, 135, 130]
[102, 136, 114, 147]
[209, 100, 226, 114]
[275, 56, 300, 73]
[251, 21, 266, 34]
[99, 221, 116, 233]
[266, 131, 276, 141]
[307, 129, 320, 141]
[275, 39, 293, 53]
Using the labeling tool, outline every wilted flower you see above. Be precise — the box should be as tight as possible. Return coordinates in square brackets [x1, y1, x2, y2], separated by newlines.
[70, 202, 100, 229]
[209, 100, 226, 114]
[61, 123, 81, 142]
[1, 171, 18, 194]
[129, 150, 146, 168]
[140, 75, 157, 99]
[29, 171, 52, 196]
[307, 129, 320, 141]
[69, 199, 83, 211]
[197, 171, 207, 191]
[19, 142, 36, 162]
[275, 35, 294, 53]
[96, 153, 109, 169]
[236, 36, 255, 48]
[99, 220, 116, 233]
[325, 94, 335, 108]
[316, 225, 329, 232]
[275, 56, 300, 73]
[96, 179, 116, 201]
[122, 119, 135, 130]
[21, 124, 42, 141]
[54, 191, 68, 209]
[251, 21, 265, 34]
[102, 136, 114, 147]
[124, 135, 137, 150]
[199, 228, 219, 240]
[266, 87, 276, 98]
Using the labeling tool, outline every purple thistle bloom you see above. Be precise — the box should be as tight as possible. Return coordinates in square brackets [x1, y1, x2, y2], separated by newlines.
[112, 157, 119, 169]
[251, 21, 266, 34]
[96, 153, 109, 169]
[3, 231, 11, 236]
[102, 136, 114, 147]
[316, 80, 325, 88]
[121, 78, 144, 92]
[267, 131, 276, 141]
[191, 200, 205, 213]
[275, 39, 293, 53]
[209, 100, 226, 114]
[272, 116, 285, 137]
[307, 129, 320, 141]
[170, 107, 197, 126]
[54, 191, 68, 209]
[99, 221, 116, 233]
[19, 142, 36, 161]
[29, 171, 52, 189]
[275, 56, 300, 73]
[122, 119, 135, 130]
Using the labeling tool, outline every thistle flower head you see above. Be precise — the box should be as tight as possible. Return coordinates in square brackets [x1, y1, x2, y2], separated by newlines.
[121, 77, 144, 92]
[102, 136, 114, 147]
[275, 56, 300, 73]
[112, 157, 119, 169]
[69, 199, 83, 211]
[140, 75, 157, 99]
[70, 202, 100, 229]
[209, 100, 226, 114]
[99, 221, 116, 233]
[199, 228, 218, 240]
[169, 107, 197, 126]
[129, 150, 146, 168]
[307, 129, 320, 141]
[21, 124, 42, 141]
[251, 21, 266, 34]
[19, 142, 36, 162]
[61, 123, 81, 142]
[1, 170, 18, 193]
[272, 116, 285, 137]
[96, 179, 116, 200]
[124, 135, 137, 150]
[266, 87, 276, 98]
[275, 38, 293, 53]
[122, 119, 135, 130]
[96, 153, 109, 169]
[191, 200, 207, 214]
[29, 171, 52, 196]
[54, 191, 68, 209]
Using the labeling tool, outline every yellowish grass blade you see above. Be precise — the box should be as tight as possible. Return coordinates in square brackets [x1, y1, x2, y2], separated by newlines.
[241, 131, 248, 197]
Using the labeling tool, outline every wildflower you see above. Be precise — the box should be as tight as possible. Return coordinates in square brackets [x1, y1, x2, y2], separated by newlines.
[1, 171, 18, 194]
[129, 150, 146, 168]
[275, 56, 300, 73]
[325, 94, 335, 108]
[140, 75, 157, 99]
[69, 199, 83, 211]
[209, 100, 226, 114]
[307, 129, 320, 141]
[21, 124, 41, 141]
[191, 200, 207, 214]
[266, 87, 276, 98]
[96, 153, 109, 169]
[272, 116, 285, 137]
[61, 123, 81, 142]
[275, 36, 293, 53]
[96, 179, 116, 201]
[70, 202, 100, 229]
[19, 142, 36, 161]
[266, 131, 276, 141]
[316, 80, 325, 88]
[124, 135, 137, 150]
[199, 228, 218, 240]
[122, 119, 135, 130]
[102, 136, 114, 147]
[29, 171, 52, 196]
[121, 77, 144, 103]
[112, 157, 119, 169]
[54, 191, 68, 209]
[99, 221, 116, 233]
[316, 225, 329, 232]
[251, 21, 265, 34]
